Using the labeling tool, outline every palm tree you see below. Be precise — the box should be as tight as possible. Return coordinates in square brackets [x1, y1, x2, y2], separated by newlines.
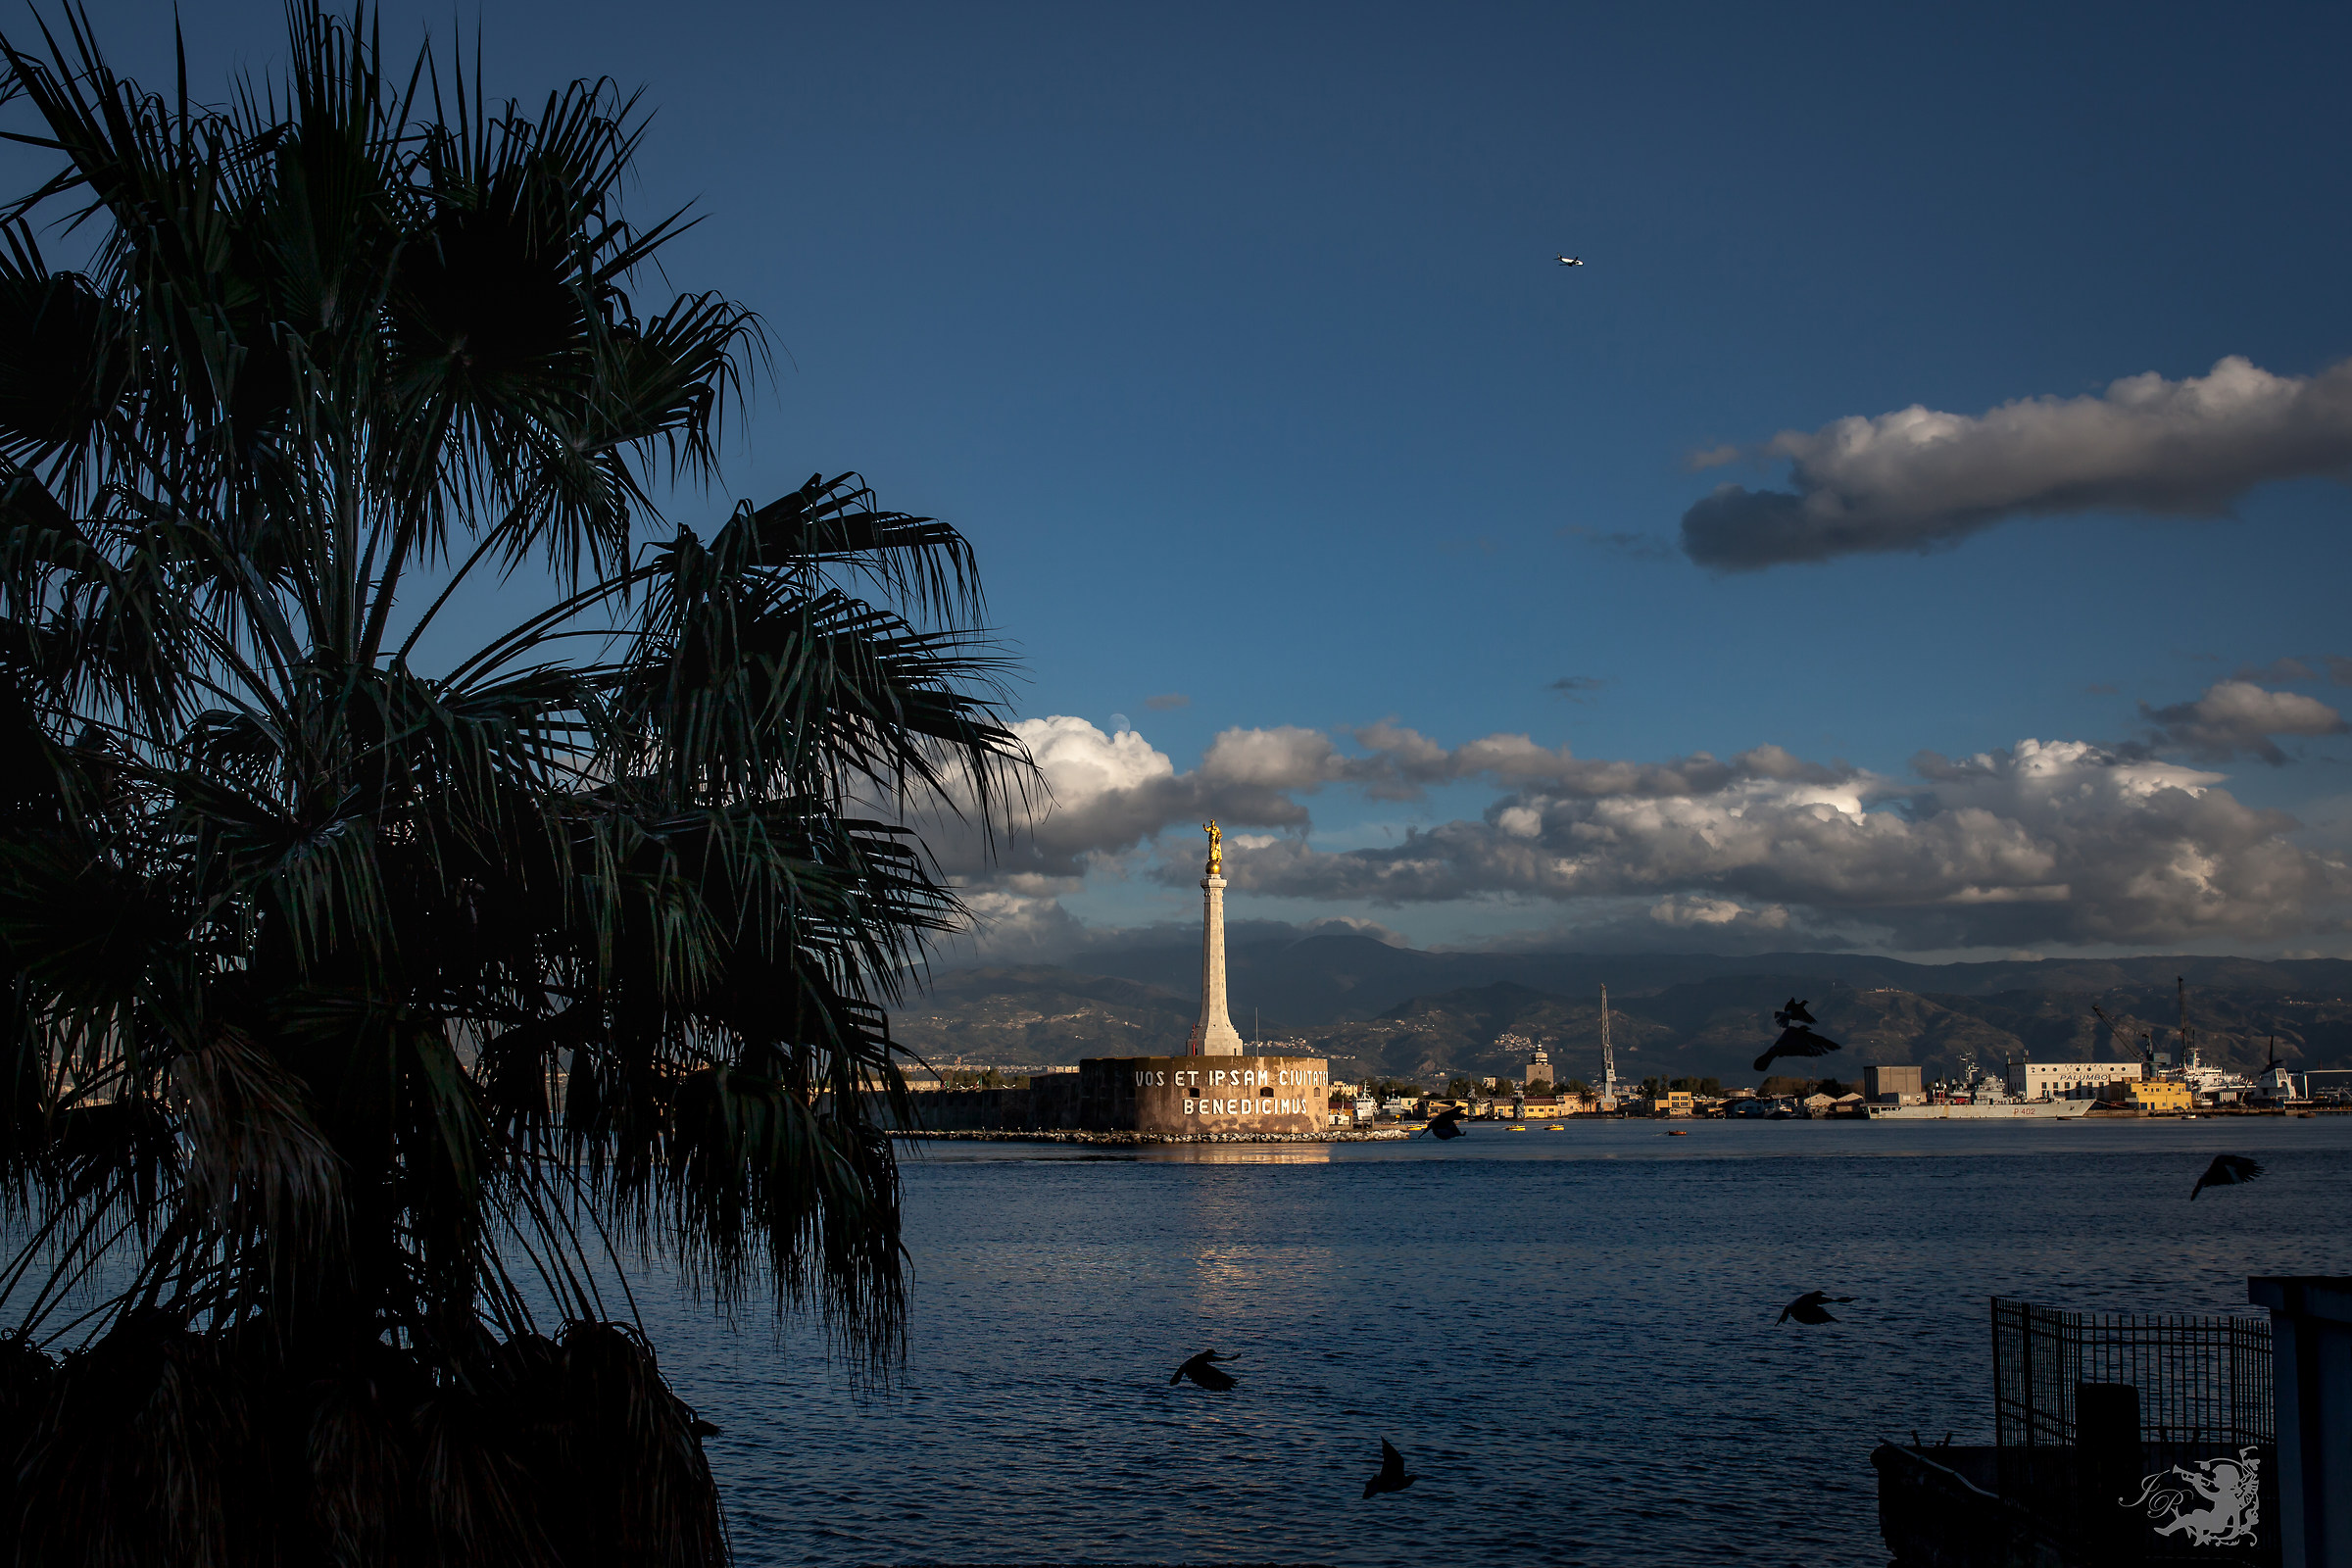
[0, 6, 1026, 1562]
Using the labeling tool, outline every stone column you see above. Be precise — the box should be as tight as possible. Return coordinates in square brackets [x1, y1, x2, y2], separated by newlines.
[1187, 874, 1245, 1055]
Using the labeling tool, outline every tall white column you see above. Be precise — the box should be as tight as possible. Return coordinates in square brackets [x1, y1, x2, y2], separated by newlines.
[1188, 874, 1245, 1055]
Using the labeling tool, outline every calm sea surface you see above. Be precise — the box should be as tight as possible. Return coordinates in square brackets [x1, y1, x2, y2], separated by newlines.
[639, 1117, 2352, 1568]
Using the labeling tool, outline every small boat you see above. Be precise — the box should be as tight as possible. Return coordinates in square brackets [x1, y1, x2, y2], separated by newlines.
[1545, 1124, 1565, 1131]
[1665, 1129, 1690, 1136]
[1508, 1124, 1526, 1132]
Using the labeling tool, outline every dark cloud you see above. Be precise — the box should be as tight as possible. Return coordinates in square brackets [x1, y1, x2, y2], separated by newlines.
[1144, 693, 1192, 710]
[950, 899, 1406, 965]
[2234, 658, 2318, 684]
[1679, 356, 2352, 570]
[1546, 675, 1607, 701]
[2085, 682, 2120, 695]
[2141, 679, 2349, 765]
[1559, 525, 1676, 561]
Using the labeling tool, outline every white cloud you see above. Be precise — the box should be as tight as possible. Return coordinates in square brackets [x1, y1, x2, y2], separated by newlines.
[2140, 679, 2348, 765]
[1217, 738, 2350, 950]
[923, 717, 1333, 886]
[1647, 895, 1792, 931]
[1682, 356, 2352, 569]
[914, 710, 2352, 956]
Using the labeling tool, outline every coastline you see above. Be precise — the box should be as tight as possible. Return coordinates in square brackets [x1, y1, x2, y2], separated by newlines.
[887, 1127, 1414, 1146]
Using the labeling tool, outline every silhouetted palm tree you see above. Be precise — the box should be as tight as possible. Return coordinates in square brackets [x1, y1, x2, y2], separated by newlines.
[0, 6, 1026, 1561]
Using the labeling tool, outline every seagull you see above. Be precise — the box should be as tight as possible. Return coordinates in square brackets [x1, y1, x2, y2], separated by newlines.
[1423, 1105, 1468, 1141]
[1754, 1023, 1842, 1075]
[2189, 1154, 2263, 1201]
[1778, 1290, 1853, 1326]
[1362, 1438, 1418, 1498]
[1775, 998, 1818, 1028]
[1170, 1348, 1236, 1391]
[1556, 255, 1584, 267]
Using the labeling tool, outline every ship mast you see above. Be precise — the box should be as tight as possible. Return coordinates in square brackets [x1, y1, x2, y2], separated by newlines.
[1599, 983, 1619, 1102]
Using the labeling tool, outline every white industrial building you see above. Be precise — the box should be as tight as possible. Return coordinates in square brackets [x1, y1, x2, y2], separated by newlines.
[2003, 1060, 2144, 1101]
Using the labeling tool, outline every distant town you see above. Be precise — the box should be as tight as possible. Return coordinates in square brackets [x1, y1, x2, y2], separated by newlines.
[897, 1026, 2343, 1134]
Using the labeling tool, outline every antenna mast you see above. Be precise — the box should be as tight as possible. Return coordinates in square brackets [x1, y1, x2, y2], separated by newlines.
[1599, 983, 1619, 1102]
[2177, 975, 2194, 1067]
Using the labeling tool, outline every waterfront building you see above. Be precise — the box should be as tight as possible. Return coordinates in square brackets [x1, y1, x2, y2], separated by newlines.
[1863, 1064, 1925, 1103]
[2100, 1078, 2194, 1112]
[1644, 1089, 1694, 1117]
[1522, 1038, 1554, 1090]
[2003, 1059, 2144, 1101]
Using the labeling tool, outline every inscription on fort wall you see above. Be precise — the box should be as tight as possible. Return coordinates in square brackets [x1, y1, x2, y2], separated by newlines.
[1077, 1054, 1330, 1136]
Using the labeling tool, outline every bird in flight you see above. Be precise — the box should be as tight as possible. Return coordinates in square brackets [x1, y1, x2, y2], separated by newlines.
[1170, 1348, 1236, 1391]
[1778, 1291, 1854, 1326]
[2190, 1154, 2263, 1201]
[1754, 1023, 1841, 1074]
[1775, 998, 1818, 1028]
[1423, 1105, 1467, 1141]
[1556, 255, 1584, 267]
[1362, 1439, 1418, 1498]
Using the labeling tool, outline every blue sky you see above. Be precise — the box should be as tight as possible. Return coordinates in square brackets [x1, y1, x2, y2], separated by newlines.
[42, 1, 2352, 958]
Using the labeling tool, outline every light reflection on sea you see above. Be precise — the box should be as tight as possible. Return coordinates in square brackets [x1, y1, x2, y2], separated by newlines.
[643, 1118, 2352, 1567]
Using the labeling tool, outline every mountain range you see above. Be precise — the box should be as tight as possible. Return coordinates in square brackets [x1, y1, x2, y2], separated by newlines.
[889, 936, 2352, 1089]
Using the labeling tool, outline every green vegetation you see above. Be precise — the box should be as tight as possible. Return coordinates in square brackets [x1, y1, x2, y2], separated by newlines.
[1760, 1075, 1853, 1099]
[1669, 1076, 1723, 1097]
[0, 6, 1024, 1558]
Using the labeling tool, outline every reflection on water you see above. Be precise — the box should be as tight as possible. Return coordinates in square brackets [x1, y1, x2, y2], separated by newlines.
[1137, 1143, 1333, 1164]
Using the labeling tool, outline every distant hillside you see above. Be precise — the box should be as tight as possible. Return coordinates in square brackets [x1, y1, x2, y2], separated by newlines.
[1073, 934, 2352, 1021]
[897, 943, 2352, 1086]
[890, 966, 1194, 1063]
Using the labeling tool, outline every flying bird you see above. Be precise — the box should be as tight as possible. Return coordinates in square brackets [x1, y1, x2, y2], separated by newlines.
[1778, 1291, 1854, 1326]
[1775, 998, 1818, 1028]
[1362, 1438, 1418, 1498]
[2189, 1154, 2263, 1201]
[1423, 1105, 1468, 1141]
[1754, 1023, 1842, 1075]
[1556, 255, 1583, 267]
[1170, 1348, 1236, 1391]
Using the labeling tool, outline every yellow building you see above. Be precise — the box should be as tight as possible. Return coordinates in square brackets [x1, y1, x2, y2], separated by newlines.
[2101, 1079, 2194, 1112]
[1645, 1090, 1694, 1117]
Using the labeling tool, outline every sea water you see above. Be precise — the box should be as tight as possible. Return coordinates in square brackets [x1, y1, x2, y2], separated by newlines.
[645, 1117, 2352, 1566]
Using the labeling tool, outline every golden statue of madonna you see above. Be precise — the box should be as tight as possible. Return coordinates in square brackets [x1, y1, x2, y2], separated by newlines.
[1202, 819, 1223, 876]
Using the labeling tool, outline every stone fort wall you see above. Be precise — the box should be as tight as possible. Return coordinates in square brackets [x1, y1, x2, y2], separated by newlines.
[1075, 1055, 1329, 1137]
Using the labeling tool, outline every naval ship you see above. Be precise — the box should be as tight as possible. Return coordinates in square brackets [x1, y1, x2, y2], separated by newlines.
[1862, 1055, 2092, 1120]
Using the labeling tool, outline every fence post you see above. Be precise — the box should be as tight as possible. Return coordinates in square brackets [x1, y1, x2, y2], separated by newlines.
[2250, 1278, 2352, 1568]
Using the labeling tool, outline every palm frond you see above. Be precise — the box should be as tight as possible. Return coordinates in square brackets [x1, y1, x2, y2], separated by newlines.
[0, 2, 1038, 1558]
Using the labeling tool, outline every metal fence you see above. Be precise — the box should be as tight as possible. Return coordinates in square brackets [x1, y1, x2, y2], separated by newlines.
[1990, 1298, 2275, 1564]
